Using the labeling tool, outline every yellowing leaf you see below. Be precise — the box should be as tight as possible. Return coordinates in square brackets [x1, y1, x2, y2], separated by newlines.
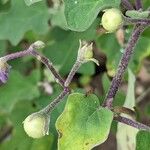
[56, 93, 113, 150]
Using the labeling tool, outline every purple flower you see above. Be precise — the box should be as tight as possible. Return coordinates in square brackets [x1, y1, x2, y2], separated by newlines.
[0, 59, 11, 85]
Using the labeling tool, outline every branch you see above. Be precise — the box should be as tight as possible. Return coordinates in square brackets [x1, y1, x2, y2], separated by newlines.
[30, 49, 65, 88]
[135, 0, 143, 10]
[64, 60, 82, 87]
[2, 48, 32, 61]
[41, 87, 70, 114]
[124, 16, 150, 25]
[103, 24, 146, 108]
[114, 115, 150, 131]
[0, 42, 65, 88]
[121, 0, 134, 10]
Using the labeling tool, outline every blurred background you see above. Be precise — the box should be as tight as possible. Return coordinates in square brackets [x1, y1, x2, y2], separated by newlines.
[0, 0, 149, 149]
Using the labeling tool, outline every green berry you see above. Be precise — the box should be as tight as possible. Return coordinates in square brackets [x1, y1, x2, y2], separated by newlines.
[101, 8, 123, 32]
[23, 113, 49, 138]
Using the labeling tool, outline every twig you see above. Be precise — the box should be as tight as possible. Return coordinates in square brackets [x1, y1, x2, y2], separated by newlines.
[114, 115, 150, 131]
[64, 60, 82, 87]
[103, 24, 146, 108]
[30, 49, 65, 88]
[41, 87, 70, 114]
[124, 16, 150, 25]
[0, 42, 65, 88]
[121, 0, 134, 10]
[135, 0, 143, 10]
[1, 48, 32, 61]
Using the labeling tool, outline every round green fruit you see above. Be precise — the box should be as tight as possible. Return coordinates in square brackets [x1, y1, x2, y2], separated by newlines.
[101, 8, 123, 32]
[23, 114, 48, 138]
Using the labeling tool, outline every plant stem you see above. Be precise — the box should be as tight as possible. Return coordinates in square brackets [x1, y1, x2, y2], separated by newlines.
[64, 60, 82, 87]
[41, 87, 70, 114]
[103, 25, 146, 108]
[30, 49, 65, 88]
[0, 42, 66, 88]
[124, 16, 150, 25]
[2, 48, 32, 61]
[121, 0, 134, 10]
[135, 0, 142, 10]
[114, 116, 150, 131]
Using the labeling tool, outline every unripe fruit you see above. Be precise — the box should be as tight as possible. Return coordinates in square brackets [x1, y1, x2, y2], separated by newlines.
[23, 113, 49, 138]
[101, 8, 123, 32]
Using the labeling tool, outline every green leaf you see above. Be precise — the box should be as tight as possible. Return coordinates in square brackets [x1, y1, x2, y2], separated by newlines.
[24, 0, 42, 6]
[0, 70, 40, 111]
[64, 0, 121, 31]
[116, 69, 138, 150]
[0, 40, 7, 55]
[0, 0, 49, 45]
[136, 131, 150, 150]
[56, 93, 113, 150]
[49, 4, 68, 30]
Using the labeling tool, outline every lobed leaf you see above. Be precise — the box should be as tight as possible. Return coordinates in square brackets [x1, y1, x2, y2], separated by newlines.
[0, 0, 49, 45]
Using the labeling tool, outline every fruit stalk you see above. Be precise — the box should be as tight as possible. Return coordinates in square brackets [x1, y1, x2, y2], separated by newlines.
[41, 88, 70, 114]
